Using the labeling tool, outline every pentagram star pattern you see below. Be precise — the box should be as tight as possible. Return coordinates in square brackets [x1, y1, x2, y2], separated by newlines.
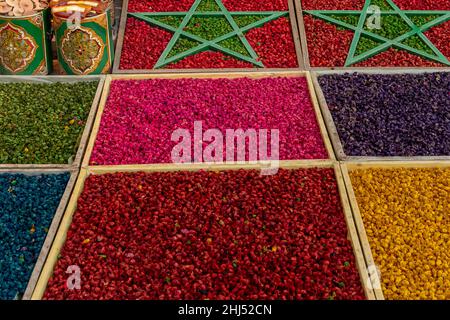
[305, 0, 450, 66]
[128, 0, 288, 68]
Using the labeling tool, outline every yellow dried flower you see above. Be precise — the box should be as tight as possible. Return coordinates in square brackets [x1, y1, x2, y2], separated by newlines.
[350, 167, 450, 300]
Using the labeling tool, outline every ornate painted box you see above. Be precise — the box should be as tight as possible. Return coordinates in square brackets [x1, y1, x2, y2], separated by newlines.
[53, 9, 114, 75]
[0, 8, 52, 75]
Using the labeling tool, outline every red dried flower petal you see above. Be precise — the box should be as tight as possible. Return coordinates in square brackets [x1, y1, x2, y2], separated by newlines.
[43, 169, 366, 300]
[90, 77, 328, 165]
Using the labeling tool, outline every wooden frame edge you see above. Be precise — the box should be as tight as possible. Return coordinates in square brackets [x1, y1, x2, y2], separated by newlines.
[342, 160, 450, 169]
[87, 160, 333, 174]
[0, 164, 73, 170]
[333, 163, 375, 300]
[0, 75, 102, 82]
[82, 75, 113, 167]
[293, 0, 311, 70]
[288, 0, 306, 70]
[71, 77, 106, 168]
[109, 70, 307, 79]
[23, 169, 78, 300]
[31, 168, 89, 300]
[311, 71, 347, 161]
[305, 72, 336, 160]
[112, 0, 305, 73]
[111, 0, 129, 74]
[340, 162, 385, 300]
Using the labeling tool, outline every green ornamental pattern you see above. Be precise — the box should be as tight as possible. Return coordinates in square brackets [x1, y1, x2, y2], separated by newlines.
[0, 24, 36, 73]
[55, 12, 114, 75]
[61, 28, 103, 74]
[128, 0, 289, 68]
[305, 0, 450, 66]
[0, 9, 52, 75]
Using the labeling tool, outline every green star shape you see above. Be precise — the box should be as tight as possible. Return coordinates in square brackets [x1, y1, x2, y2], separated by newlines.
[129, 0, 288, 68]
[305, 0, 450, 66]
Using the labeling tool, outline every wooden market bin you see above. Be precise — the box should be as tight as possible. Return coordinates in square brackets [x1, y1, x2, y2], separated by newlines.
[311, 69, 450, 161]
[341, 160, 450, 300]
[112, 0, 305, 73]
[0, 76, 105, 169]
[0, 168, 78, 300]
[81, 71, 336, 168]
[31, 160, 377, 299]
[294, 0, 450, 71]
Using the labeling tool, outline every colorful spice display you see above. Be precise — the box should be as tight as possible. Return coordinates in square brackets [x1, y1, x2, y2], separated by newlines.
[1, 0, 447, 303]
[318, 72, 450, 157]
[0, 172, 70, 300]
[119, 0, 299, 69]
[44, 168, 365, 300]
[0, 81, 98, 164]
[302, 0, 450, 67]
[350, 167, 450, 300]
[89, 77, 328, 165]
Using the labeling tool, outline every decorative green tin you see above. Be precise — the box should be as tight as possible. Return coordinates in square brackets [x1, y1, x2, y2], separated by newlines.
[53, 10, 114, 75]
[0, 9, 52, 75]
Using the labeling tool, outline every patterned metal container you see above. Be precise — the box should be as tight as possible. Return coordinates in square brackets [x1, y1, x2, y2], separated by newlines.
[53, 9, 114, 75]
[0, 9, 52, 75]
